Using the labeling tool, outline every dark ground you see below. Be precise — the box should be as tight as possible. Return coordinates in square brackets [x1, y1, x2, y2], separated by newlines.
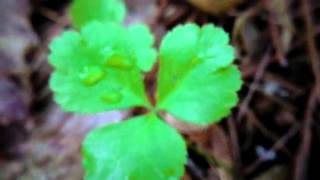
[0, 0, 320, 179]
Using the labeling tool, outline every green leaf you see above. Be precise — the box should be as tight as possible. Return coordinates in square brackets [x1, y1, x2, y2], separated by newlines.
[49, 21, 154, 113]
[157, 23, 242, 125]
[70, 0, 126, 29]
[82, 113, 187, 180]
[128, 24, 157, 72]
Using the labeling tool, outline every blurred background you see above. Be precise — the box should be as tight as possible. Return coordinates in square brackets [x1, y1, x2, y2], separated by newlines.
[0, 0, 320, 179]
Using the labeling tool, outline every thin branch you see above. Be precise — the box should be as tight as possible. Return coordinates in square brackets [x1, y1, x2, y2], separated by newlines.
[227, 117, 242, 176]
[244, 123, 300, 175]
[237, 52, 271, 121]
[187, 142, 235, 177]
[293, 87, 318, 180]
[301, 0, 320, 96]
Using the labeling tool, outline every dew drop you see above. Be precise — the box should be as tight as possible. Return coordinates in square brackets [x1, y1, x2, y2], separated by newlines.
[197, 52, 206, 60]
[106, 54, 132, 69]
[100, 47, 114, 58]
[79, 66, 105, 86]
[100, 91, 122, 103]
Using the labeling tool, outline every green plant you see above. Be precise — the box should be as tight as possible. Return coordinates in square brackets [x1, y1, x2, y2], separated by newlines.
[49, 0, 242, 179]
[70, 0, 126, 28]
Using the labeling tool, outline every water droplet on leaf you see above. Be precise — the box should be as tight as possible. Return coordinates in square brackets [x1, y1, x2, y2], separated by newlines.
[100, 91, 122, 103]
[197, 52, 206, 60]
[79, 66, 105, 86]
[101, 47, 114, 58]
[106, 54, 132, 69]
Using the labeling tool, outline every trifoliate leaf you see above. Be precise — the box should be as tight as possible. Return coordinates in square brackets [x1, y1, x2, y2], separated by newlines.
[70, 0, 126, 28]
[49, 21, 156, 113]
[82, 113, 187, 180]
[157, 23, 242, 125]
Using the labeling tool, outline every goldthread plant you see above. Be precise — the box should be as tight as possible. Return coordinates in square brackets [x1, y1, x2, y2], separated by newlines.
[48, 0, 242, 179]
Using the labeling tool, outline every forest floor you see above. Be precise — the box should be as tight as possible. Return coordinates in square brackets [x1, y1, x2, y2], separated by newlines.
[0, 0, 320, 179]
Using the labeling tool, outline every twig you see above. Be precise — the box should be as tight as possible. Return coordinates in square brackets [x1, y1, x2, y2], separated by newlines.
[246, 110, 279, 144]
[237, 52, 271, 121]
[301, 0, 320, 96]
[164, 6, 190, 28]
[293, 87, 318, 180]
[150, 0, 168, 30]
[262, 0, 287, 66]
[186, 159, 206, 180]
[187, 142, 235, 177]
[244, 123, 300, 175]
[38, 7, 70, 27]
[227, 117, 242, 176]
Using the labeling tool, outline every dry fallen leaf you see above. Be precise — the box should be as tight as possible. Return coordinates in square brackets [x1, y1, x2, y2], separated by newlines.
[253, 164, 289, 180]
[0, 79, 28, 125]
[0, 102, 129, 179]
[188, 0, 243, 15]
[0, 0, 38, 76]
[188, 125, 234, 180]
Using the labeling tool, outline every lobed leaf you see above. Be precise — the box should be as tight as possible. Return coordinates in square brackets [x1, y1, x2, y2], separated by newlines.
[82, 113, 187, 180]
[128, 24, 157, 72]
[70, 0, 126, 28]
[49, 21, 156, 113]
[157, 23, 242, 125]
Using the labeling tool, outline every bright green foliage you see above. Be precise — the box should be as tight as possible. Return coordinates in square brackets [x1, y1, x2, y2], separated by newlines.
[82, 113, 187, 180]
[49, 21, 156, 113]
[128, 24, 157, 72]
[49, 4, 242, 177]
[157, 23, 242, 125]
[70, 0, 126, 28]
